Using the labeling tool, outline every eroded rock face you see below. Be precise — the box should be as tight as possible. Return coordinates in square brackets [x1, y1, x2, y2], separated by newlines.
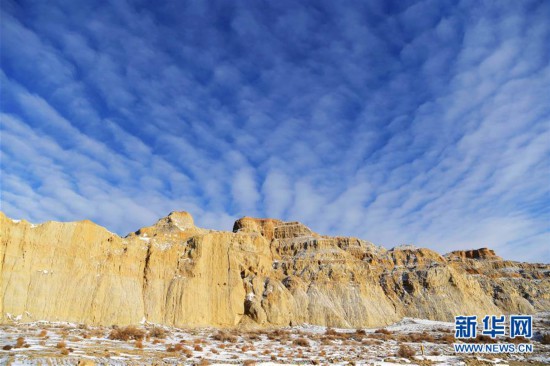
[1, 212, 549, 328]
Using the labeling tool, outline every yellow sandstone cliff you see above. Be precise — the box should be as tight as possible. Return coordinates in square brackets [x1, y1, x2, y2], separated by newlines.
[1, 211, 548, 328]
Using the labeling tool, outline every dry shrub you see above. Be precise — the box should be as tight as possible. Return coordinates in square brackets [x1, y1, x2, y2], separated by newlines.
[2, 345, 12, 350]
[541, 333, 550, 345]
[182, 347, 193, 357]
[439, 334, 455, 344]
[39, 340, 46, 346]
[243, 360, 256, 366]
[109, 326, 145, 341]
[293, 337, 309, 347]
[211, 348, 219, 354]
[397, 344, 415, 358]
[60, 348, 69, 355]
[135, 340, 143, 349]
[15, 337, 25, 348]
[431, 350, 441, 356]
[355, 329, 367, 336]
[505, 336, 530, 344]
[466, 334, 497, 344]
[56, 341, 67, 349]
[38, 329, 47, 337]
[405, 332, 435, 342]
[194, 344, 203, 351]
[149, 326, 168, 339]
[212, 331, 238, 343]
[89, 328, 104, 338]
[198, 359, 210, 366]
[271, 355, 277, 361]
[375, 328, 392, 335]
[325, 328, 338, 335]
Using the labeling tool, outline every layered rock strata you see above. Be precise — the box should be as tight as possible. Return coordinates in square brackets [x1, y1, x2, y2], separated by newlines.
[1, 211, 548, 328]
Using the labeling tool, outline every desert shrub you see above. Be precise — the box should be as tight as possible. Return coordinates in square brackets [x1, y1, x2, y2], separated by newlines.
[375, 328, 392, 335]
[60, 348, 69, 355]
[182, 347, 193, 357]
[135, 340, 143, 349]
[268, 329, 290, 342]
[431, 350, 441, 356]
[505, 336, 530, 344]
[149, 326, 168, 339]
[198, 359, 210, 366]
[243, 360, 256, 366]
[109, 326, 145, 341]
[2, 345, 12, 350]
[292, 337, 309, 347]
[15, 337, 25, 348]
[355, 329, 367, 336]
[439, 334, 455, 344]
[56, 341, 67, 349]
[89, 328, 104, 338]
[397, 344, 415, 358]
[194, 344, 203, 351]
[541, 333, 550, 345]
[212, 331, 237, 343]
[408, 332, 435, 342]
[466, 334, 496, 344]
[270, 355, 277, 361]
[325, 328, 338, 335]
[38, 329, 47, 337]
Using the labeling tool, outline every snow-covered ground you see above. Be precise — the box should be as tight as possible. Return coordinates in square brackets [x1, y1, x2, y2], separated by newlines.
[1, 313, 548, 365]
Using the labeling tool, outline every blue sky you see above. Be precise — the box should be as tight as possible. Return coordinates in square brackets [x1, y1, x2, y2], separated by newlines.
[1, 0, 549, 262]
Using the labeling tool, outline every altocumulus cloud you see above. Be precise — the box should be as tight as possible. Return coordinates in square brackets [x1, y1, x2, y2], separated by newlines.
[1, 0, 549, 262]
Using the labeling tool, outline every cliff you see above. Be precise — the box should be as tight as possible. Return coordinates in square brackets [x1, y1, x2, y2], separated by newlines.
[1, 211, 549, 328]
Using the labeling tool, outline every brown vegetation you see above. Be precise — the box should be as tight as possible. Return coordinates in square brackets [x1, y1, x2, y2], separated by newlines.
[109, 326, 145, 341]
[212, 330, 238, 343]
[397, 344, 415, 358]
[149, 326, 168, 339]
[15, 337, 25, 348]
[293, 337, 309, 347]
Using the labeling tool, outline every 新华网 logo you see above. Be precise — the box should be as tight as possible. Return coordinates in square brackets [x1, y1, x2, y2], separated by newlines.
[453, 315, 534, 354]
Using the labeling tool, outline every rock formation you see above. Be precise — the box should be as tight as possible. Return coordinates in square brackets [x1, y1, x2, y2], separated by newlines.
[1, 211, 548, 328]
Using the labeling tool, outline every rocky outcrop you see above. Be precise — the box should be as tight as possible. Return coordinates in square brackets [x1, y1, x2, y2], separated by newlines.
[1, 211, 548, 328]
[445, 248, 501, 261]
